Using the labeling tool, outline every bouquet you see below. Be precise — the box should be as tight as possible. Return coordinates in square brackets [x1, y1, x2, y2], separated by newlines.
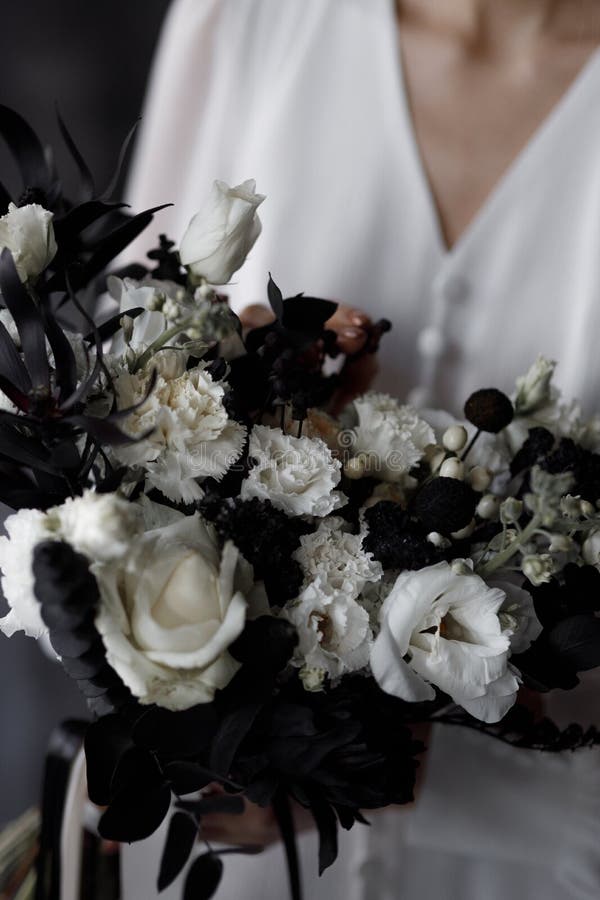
[0, 106, 599, 900]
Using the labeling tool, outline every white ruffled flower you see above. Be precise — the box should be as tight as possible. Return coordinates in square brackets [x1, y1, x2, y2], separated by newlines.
[347, 393, 434, 482]
[492, 579, 542, 655]
[522, 553, 555, 586]
[0, 509, 53, 638]
[281, 576, 372, 681]
[49, 490, 142, 562]
[0, 491, 141, 640]
[241, 426, 346, 517]
[0, 203, 57, 282]
[370, 561, 520, 723]
[111, 350, 246, 503]
[514, 356, 556, 416]
[180, 179, 265, 285]
[293, 517, 382, 597]
[582, 529, 600, 567]
[94, 514, 249, 710]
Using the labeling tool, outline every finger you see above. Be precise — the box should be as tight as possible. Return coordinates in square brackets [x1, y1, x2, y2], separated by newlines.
[326, 305, 372, 331]
[333, 326, 369, 356]
[238, 303, 275, 331]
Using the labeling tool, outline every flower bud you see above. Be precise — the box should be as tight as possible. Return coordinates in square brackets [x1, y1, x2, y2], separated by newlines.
[582, 530, 600, 567]
[476, 494, 501, 520]
[469, 466, 492, 492]
[451, 519, 475, 540]
[522, 554, 555, 586]
[300, 666, 326, 692]
[442, 425, 468, 453]
[514, 356, 556, 415]
[500, 498, 523, 525]
[439, 457, 465, 480]
[427, 531, 451, 549]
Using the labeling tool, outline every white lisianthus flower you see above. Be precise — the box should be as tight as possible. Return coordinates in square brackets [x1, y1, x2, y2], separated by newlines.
[94, 514, 249, 710]
[49, 490, 142, 563]
[348, 393, 435, 482]
[0, 203, 57, 282]
[491, 579, 542, 655]
[514, 356, 557, 416]
[293, 517, 382, 597]
[370, 561, 520, 723]
[0, 509, 54, 638]
[281, 576, 372, 682]
[180, 179, 265, 285]
[241, 426, 346, 517]
[111, 350, 246, 503]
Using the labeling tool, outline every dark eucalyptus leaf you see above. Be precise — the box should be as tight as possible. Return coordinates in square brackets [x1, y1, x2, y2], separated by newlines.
[133, 704, 218, 757]
[49, 624, 98, 658]
[39, 303, 78, 399]
[98, 783, 171, 843]
[547, 614, 600, 672]
[307, 792, 338, 875]
[267, 274, 284, 319]
[0, 105, 52, 192]
[78, 205, 171, 284]
[164, 762, 218, 796]
[0, 249, 49, 389]
[183, 854, 223, 900]
[0, 425, 57, 474]
[84, 714, 133, 806]
[0, 319, 32, 394]
[55, 109, 95, 200]
[59, 640, 106, 679]
[90, 306, 145, 343]
[281, 296, 337, 335]
[157, 812, 198, 892]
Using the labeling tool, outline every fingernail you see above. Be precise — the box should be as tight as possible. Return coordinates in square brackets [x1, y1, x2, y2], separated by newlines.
[351, 314, 367, 326]
[342, 327, 362, 339]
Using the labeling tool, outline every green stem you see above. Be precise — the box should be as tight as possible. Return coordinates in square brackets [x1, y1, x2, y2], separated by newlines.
[476, 514, 540, 577]
[132, 317, 193, 373]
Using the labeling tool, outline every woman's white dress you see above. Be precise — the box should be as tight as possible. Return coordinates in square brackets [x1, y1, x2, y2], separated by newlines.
[121, 1, 600, 897]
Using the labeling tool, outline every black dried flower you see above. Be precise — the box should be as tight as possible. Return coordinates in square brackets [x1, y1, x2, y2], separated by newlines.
[362, 501, 440, 570]
[541, 437, 600, 503]
[414, 477, 478, 535]
[464, 388, 514, 433]
[510, 426, 555, 476]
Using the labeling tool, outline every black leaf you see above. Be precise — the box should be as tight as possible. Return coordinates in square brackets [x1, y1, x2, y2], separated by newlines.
[547, 614, 600, 672]
[100, 119, 140, 201]
[84, 714, 133, 806]
[133, 704, 218, 757]
[157, 812, 198, 892]
[183, 854, 223, 900]
[177, 795, 245, 817]
[163, 762, 218, 796]
[55, 109, 95, 201]
[267, 274, 284, 320]
[0, 249, 50, 389]
[0, 105, 52, 192]
[98, 782, 171, 843]
[0, 318, 32, 394]
[281, 296, 337, 335]
[307, 791, 338, 875]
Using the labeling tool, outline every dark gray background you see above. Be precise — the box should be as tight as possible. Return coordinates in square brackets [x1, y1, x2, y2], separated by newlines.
[0, 0, 171, 825]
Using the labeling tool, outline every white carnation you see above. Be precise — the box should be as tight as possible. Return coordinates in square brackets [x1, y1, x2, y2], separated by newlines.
[281, 576, 372, 681]
[0, 203, 57, 282]
[371, 561, 520, 723]
[50, 490, 142, 562]
[0, 509, 53, 638]
[241, 426, 345, 517]
[293, 517, 382, 597]
[111, 350, 246, 503]
[348, 393, 434, 482]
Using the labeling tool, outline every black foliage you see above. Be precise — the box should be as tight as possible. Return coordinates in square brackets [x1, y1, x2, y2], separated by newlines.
[157, 812, 198, 892]
[362, 501, 441, 570]
[199, 494, 312, 605]
[541, 437, 600, 503]
[510, 426, 555, 476]
[183, 854, 224, 900]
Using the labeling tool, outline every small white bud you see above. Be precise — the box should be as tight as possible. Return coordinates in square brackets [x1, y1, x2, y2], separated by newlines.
[119, 314, 135, 343]
[440, 457, 465, 480]
[580, 500, 595, 518]
[451, 519, 475, 540]
[442, 425, 468, 453]
[451, 559, 474, 576]
[476, 494, 501, 520]
[500, 498, 523, 525]
[582, 530, 600, 566]
[469, 466, 492, 492]
[561, 494, 583, 518]
[300, 666, 326, 692]
[548, 534, 574, 554]
[344, 456, 367, 480]
[427, 531, 451, 549]
[522, 554, 555, 586]
[425, 447, 447, 473]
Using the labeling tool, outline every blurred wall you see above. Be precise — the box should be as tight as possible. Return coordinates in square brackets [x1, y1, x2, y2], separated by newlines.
[0, 0, 170, 825]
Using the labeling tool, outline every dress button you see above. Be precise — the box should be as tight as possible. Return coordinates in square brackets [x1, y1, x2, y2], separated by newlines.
[417, 326, 445, 358]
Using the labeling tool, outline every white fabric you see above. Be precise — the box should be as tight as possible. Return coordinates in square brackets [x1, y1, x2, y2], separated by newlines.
[122, 1, 600, 898]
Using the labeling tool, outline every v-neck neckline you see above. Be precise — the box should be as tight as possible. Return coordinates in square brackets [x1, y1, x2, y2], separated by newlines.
[383, 0, 600, 258]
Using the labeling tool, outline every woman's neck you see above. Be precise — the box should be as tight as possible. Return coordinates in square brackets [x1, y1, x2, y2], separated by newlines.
[397, 1, 600, 51]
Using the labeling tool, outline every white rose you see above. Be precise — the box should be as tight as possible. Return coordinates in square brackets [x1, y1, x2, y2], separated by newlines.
[370, 561, 519, 723]
[281, 576, 372, 681]
[0, 203, 57, 282]
[112, 351, 247, 503]
[94, 514, 249, 710]
[50, 490, 142, 562]
[241, 425, 346, 517]
[348, 393, 434, 482]
[179, 179, 265, 285]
